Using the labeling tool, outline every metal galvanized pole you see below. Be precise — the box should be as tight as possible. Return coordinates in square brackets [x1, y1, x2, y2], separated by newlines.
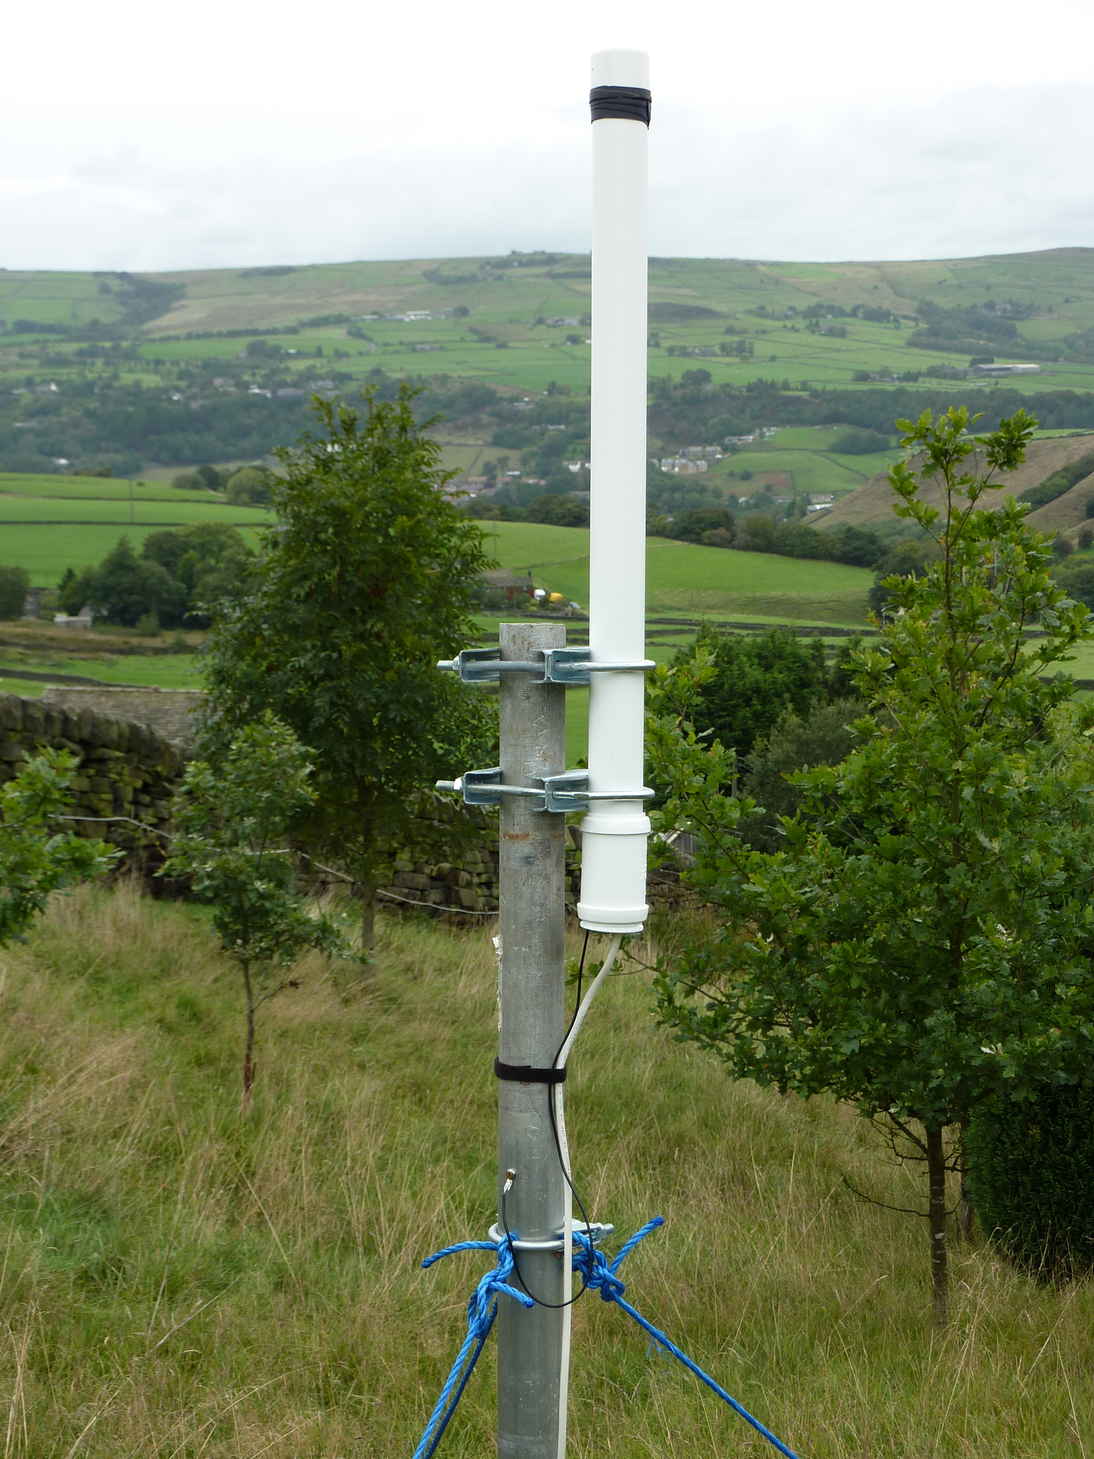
[497, 620, 568, 1459]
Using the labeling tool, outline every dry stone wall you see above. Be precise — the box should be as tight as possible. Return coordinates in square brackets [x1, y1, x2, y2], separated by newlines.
[0, 691, 602, 918]
[41, 687, 205, 754]
[0, 693, 182, 870]
[0, 691, 507, 911]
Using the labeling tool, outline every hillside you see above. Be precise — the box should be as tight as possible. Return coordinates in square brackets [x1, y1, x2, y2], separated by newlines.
[2, 884, 1091, 1456]
[13, 248, 1094, 548]
[817, 433, 1094, 533]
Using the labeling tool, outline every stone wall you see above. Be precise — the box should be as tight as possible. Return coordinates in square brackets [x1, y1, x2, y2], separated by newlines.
[0, 692, 596, 919]
[41, 687, 205, 754]
[0, 691, 504, 910]
[384, 807, 502, 918]
[0, 693, 182, 869]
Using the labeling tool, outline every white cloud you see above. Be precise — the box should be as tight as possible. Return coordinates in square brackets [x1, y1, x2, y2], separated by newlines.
[4, 0, 1094, 270]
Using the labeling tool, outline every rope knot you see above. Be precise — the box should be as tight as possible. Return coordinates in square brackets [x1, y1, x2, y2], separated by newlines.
[573, 1240, 627, 1302]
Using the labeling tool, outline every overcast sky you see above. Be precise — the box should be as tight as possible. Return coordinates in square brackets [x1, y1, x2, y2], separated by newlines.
[5, 0, 1094, 273]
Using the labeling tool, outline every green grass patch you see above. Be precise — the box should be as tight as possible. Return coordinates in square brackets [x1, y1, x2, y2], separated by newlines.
[484, 523, 872, 623]
[0, 651, 202, 690]
[0, 496, 270, 526]
[3, 523, 268, 580]
[0, 884, 1090, 1456]
[0, 471, 238, 504]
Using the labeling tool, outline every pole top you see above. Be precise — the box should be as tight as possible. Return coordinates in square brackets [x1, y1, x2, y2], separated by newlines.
[590, 50, 649, 89]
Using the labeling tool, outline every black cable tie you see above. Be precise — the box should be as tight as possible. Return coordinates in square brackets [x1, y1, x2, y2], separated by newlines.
[589, 85, 651, 126]
[494, 1058, 566, 1085]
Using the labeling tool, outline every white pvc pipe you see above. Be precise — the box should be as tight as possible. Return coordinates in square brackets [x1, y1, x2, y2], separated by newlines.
[578, 49, 651, 936]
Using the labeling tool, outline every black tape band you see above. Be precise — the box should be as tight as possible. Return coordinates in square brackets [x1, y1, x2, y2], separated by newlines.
[494, 1058, 566, 1085]
[590, 86, 651, 126]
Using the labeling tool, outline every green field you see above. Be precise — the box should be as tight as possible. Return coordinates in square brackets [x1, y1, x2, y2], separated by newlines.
[0, 496, 270, 526]
[0, 472, 273, 577]
[0, 472, 244, 504]
[0, 648, 202, 691]
[9, 249, 1094, 405]
[0, 503, 871, 770]
[484, 522, 872, 625]
[1, 522, 269, 580]
[2, 885, 1090, 1456]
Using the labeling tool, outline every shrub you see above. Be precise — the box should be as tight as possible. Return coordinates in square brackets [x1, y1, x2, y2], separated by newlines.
[0, 564, 29, 619]
[965, 1081, 1094, 1282]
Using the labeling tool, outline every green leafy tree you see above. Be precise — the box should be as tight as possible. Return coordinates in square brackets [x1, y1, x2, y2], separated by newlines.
[141, 524, 254, 626]
[0, 565, 29, 620]
[82, 536, 186, 627]
[163, 714, 346, 1106]
[648, 408, 1094, 1325]
[740, 696, 864, 850]
[225, 465, 274, 506]
[201, 387, 495, 946]
[677, 625, 834, 762]
[1, 751, 114, 944]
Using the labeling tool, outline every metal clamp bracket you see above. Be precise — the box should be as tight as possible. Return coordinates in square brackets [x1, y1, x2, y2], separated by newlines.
[438, 647, 656, 687]
[436, 767, 540, 808]
[437, 649, 545, 683]
[542, 647, 656, 685]
[487, 1220, 615, 1253]
[436, 767, 654, 814]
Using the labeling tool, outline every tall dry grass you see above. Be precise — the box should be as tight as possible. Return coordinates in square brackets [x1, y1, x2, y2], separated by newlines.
[0, 883, 1089, 1457]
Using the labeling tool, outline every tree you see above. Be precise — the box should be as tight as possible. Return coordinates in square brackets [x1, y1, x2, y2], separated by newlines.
[140, 524, 254, 626]
[867, 536, 939, 617]
[648, 408, 1094, 1325]
[525, 493, 589, 527]
[1, 750, 114, 945]
[201, 387, 495, 946]
[225, 465, 274, 505]
[81, 536, 186, 627]
[0, 565, 29, 620]
[739, 696, 864, 851]
[668, 507, 736, 545]
[163, 714, 346, 1107]
[676, 625, 834, 762]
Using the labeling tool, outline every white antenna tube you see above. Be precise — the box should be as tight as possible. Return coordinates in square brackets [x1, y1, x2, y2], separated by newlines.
[578, 49, 651, 935]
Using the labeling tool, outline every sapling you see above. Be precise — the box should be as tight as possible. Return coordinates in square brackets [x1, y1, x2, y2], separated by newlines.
[649, 408, 1094, 1324]
[164, 712, 347, 1106]
[1, 748, 114, 944]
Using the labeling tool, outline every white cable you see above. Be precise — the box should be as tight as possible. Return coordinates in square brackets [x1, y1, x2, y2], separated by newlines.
[554, 933, 623, 1459]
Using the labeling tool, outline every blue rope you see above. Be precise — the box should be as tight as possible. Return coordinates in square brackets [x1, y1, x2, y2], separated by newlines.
[412, 1220, 802, 1459]
[572, 1218, 802, 1459]
[411, 1237, 534, 1459]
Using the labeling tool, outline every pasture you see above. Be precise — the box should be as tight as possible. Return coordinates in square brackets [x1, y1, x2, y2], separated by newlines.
[0, 523, 269, 581]
[10, 249, 1094, 406]
[0, 472, 233, 504]
[0, 883, 1090, 1457]
[485, 522, 873, 625]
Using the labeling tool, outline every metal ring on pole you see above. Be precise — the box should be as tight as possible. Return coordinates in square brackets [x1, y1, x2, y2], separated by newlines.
[487, 1222, 615, 1253]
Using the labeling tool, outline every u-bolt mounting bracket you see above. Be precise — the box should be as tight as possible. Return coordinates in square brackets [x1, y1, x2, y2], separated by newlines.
[438, 647, 655, 686]
[435, 767, 653, 814]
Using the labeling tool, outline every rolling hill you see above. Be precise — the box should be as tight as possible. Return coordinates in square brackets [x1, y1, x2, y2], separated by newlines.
[817, 432, 1094, 536]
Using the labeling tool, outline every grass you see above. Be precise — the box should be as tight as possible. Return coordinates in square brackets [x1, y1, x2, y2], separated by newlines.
[484, 524, 873, 625]
[0, 497, 270, 526]
[0, 473, 233, 505]
[0, 649, 202, 690]
[4, 523, 268, 580]
[0, 881, 1090, 1456]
